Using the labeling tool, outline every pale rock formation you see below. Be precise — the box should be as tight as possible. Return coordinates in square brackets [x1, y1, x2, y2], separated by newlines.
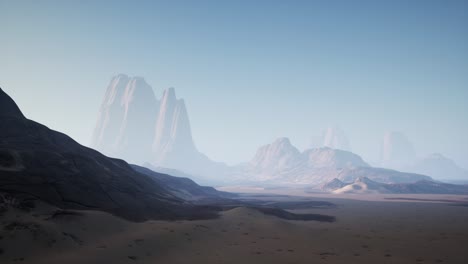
[92, 74, 158, 164]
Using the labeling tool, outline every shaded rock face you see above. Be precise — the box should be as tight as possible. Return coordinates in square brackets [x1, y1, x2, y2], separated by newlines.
[0, 89, 25, 119]
[92, 74, 158, 164]
[381, 131, 416, 169]
[131, 165, 235, 201]
[0, 87, 220, 221]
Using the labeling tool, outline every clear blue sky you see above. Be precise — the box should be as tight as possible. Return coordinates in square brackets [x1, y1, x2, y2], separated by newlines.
[1, 0, 467, 167]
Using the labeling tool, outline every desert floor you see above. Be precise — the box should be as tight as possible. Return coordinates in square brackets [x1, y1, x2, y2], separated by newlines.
[1, 193, 468, 264]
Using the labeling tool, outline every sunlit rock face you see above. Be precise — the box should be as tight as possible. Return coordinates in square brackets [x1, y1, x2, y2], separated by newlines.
[242, 137, 429, 185]
[92, 75, 227, 181]
[152, 88, 197, 167]
[380, 131, 416, 169]
[250, 137, 303, 174]
[92, 74, 158, 164]
[302, 147, 368, 169]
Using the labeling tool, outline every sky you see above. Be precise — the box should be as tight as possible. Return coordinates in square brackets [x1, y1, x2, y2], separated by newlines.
[1, 0, 467, 167]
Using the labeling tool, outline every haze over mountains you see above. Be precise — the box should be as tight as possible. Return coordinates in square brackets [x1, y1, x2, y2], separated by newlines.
[90, 74, 467, 185]
[92, 75, 227, 182]
[0, 87, 229, 221]
[377, 131, 468, 182]
[240, 137, 430, 185]
[92, 75, 158, 164]
[321, 127, 351, 151]
[380, 131, 416, 169]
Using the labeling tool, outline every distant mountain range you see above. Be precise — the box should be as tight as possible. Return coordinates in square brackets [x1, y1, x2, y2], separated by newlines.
[90, 74, 466, 186]
[235, 137, 431, 185]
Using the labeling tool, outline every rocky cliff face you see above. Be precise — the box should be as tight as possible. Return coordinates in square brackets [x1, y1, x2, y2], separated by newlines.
[92, 75, 226, 180]
[152, 88, 198, 168]
[92, 74, 158, 164]
[250, 138, 302, 174]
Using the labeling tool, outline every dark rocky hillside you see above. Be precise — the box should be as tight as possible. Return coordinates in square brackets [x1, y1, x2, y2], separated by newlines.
[0, 88, 220, 221]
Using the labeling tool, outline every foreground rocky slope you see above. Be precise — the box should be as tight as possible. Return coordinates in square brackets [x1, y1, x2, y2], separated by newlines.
[0, 88, 221, 221]
[131, 165, 235, 202]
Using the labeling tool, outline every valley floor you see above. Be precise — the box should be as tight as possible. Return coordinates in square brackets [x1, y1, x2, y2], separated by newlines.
[1, 194, 468, 264]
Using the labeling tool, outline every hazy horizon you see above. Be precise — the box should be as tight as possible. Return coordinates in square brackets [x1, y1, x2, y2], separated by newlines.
[1, 0, 467, 168]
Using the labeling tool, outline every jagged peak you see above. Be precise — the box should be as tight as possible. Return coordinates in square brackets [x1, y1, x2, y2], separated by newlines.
[0, 88, 25, 119]
[161, 87, 177, 102]
[110, 74, 130, 85]
[272, 137, 293, 146]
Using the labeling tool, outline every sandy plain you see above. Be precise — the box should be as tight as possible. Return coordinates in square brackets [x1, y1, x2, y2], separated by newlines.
[1, 192, 468, 264]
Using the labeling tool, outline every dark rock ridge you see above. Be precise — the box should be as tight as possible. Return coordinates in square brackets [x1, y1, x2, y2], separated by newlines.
[131, 164, 235, 201]
[0, 87, 221, 221]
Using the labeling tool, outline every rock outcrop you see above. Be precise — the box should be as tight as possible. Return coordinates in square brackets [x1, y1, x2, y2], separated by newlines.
[92, 74, 158, 164]
[240, 137, 431, 185]
[92, 75, 227, 180]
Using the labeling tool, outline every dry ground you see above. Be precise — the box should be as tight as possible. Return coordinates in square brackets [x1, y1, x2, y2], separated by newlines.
[1, 193, 468, 264]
